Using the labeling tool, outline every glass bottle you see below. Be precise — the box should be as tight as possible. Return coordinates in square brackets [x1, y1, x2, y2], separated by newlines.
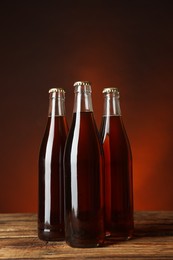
[64, 81, 104, 248]
[38, 88, 68, 241]
[100, 87, 134, 240]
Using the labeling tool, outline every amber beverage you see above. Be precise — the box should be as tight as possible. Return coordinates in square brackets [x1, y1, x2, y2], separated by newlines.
[38, 88, 68, 241]
[100, 88, 134, 240]
[64, 81, 104, 248]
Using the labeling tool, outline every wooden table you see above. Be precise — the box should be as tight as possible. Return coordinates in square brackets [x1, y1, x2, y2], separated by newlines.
[0, 212, 173, 259]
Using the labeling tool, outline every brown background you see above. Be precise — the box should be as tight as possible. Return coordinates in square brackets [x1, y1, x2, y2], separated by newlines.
[0, 1, 173, 213]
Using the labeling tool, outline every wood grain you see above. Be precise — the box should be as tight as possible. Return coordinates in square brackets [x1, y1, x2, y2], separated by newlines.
[0, 212, 173, 259]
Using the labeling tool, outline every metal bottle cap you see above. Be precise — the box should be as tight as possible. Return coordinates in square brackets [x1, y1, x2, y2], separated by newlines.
[48, 88, 65, 99]
[73, 81, 92, 93]
[102, 87, 119, 93]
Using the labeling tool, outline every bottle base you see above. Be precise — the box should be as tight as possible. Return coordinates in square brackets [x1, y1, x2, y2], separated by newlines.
[106, 230, 134, 241]
[38, 229, 65, 242]
[66, 237, 104, 248]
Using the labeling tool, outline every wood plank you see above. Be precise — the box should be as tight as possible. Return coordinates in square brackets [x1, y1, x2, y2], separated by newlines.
[0, 212, 173, 259]
[1, 238, 173, 259]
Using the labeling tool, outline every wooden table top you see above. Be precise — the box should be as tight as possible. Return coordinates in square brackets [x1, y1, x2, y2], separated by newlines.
[0, 211, 173, 259]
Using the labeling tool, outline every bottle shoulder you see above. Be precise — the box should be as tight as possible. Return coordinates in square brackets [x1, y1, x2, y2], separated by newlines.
[39, 116, 68, 155]
[68, 112, 97, 133]
[65, 112, 103, 154]
[100, 116, 131, 146]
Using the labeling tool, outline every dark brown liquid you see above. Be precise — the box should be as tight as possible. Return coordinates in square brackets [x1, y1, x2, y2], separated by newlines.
[100, 116, 134, 240]
[38, 116, 68, 241]
[64, 112, 104, 247]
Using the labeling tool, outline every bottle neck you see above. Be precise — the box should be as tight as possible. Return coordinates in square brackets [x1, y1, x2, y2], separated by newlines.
[73, 82, 93, 113]
[103, 91, 121, 116]
[48, 88, 66, 117]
